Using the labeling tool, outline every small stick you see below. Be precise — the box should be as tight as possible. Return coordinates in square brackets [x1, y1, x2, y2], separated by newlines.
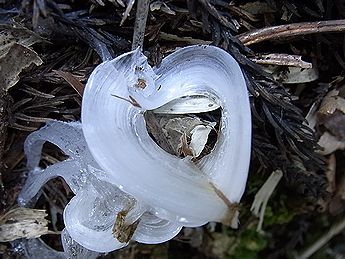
[132, 0, 150, 50]
[238, 19, 345, 46]
[296, 217, 345, 259]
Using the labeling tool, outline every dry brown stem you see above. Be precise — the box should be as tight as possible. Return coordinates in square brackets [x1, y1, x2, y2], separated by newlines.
[238, 19, 345, 46]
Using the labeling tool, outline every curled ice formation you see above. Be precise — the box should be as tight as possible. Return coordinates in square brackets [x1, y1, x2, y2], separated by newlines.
[82, 45, 251, 225]
[18, 45, 251, 255]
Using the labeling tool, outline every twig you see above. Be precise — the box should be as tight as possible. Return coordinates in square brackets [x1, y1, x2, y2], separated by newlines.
[250, 54, 312, 68]
[238, 19, 345, 46]
[296, 217, 345, 259]
[132, 0, 150, 50]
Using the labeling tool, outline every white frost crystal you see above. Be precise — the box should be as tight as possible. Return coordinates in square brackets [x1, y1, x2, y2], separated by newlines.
[18, 45, 251, 256]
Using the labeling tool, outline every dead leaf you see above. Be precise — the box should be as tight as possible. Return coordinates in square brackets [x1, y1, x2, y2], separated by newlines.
[0, 208, 50, 242]
[0, 23, 45, 56]
[265, 65, 319, 84]
[319, 90, 345, 115]
[313, 89, 345, 154]
[150, 1, 176, 15]
[317, 132, 345, 155]
[112, 210, 140, 243]
[322, 110, 345, 140]
[189, 124, 215, 157]
[0, 43, 43, 91]
[239, 1, 275, 15]
[162, 116, 215, 157]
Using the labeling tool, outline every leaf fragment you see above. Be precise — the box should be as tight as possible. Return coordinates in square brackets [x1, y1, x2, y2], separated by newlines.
[0, 43, 42, 91]
[0, 208, 50, 242]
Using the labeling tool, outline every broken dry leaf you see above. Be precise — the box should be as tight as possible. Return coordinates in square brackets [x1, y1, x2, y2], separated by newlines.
[318, 90, 345, 115]
[190, 124, 215, 157]
[0, 23, 44, 56]
[150, 1, 176, 15]
[317, 132, 345, 155]
[157, 115, 216, 157]
[0, 43, 42, 91]
[264, 65, 318, 84]
[112, 210, 140, 243]
[239, 1, 275, 15]
[321, 110, 345, 140]
[0, 208, 50, 242]
[316, 89, 345, 154]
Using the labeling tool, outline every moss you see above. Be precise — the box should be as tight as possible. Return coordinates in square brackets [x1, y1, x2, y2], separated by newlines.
[264, 204, 295, 226]
[229, 229, 268, 259]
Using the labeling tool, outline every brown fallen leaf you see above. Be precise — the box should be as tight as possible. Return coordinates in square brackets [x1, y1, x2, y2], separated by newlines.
[0, 23, 45, 57]
[318, 90, 345, 115]
[0, 43, 43, 91]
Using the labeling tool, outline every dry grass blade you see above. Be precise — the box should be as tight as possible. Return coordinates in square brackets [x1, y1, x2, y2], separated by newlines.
[0, 207, 50, 242]
[20, 85, 55, 99]
[14, 112, 53, 123]
[54, 70, 85, 96]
